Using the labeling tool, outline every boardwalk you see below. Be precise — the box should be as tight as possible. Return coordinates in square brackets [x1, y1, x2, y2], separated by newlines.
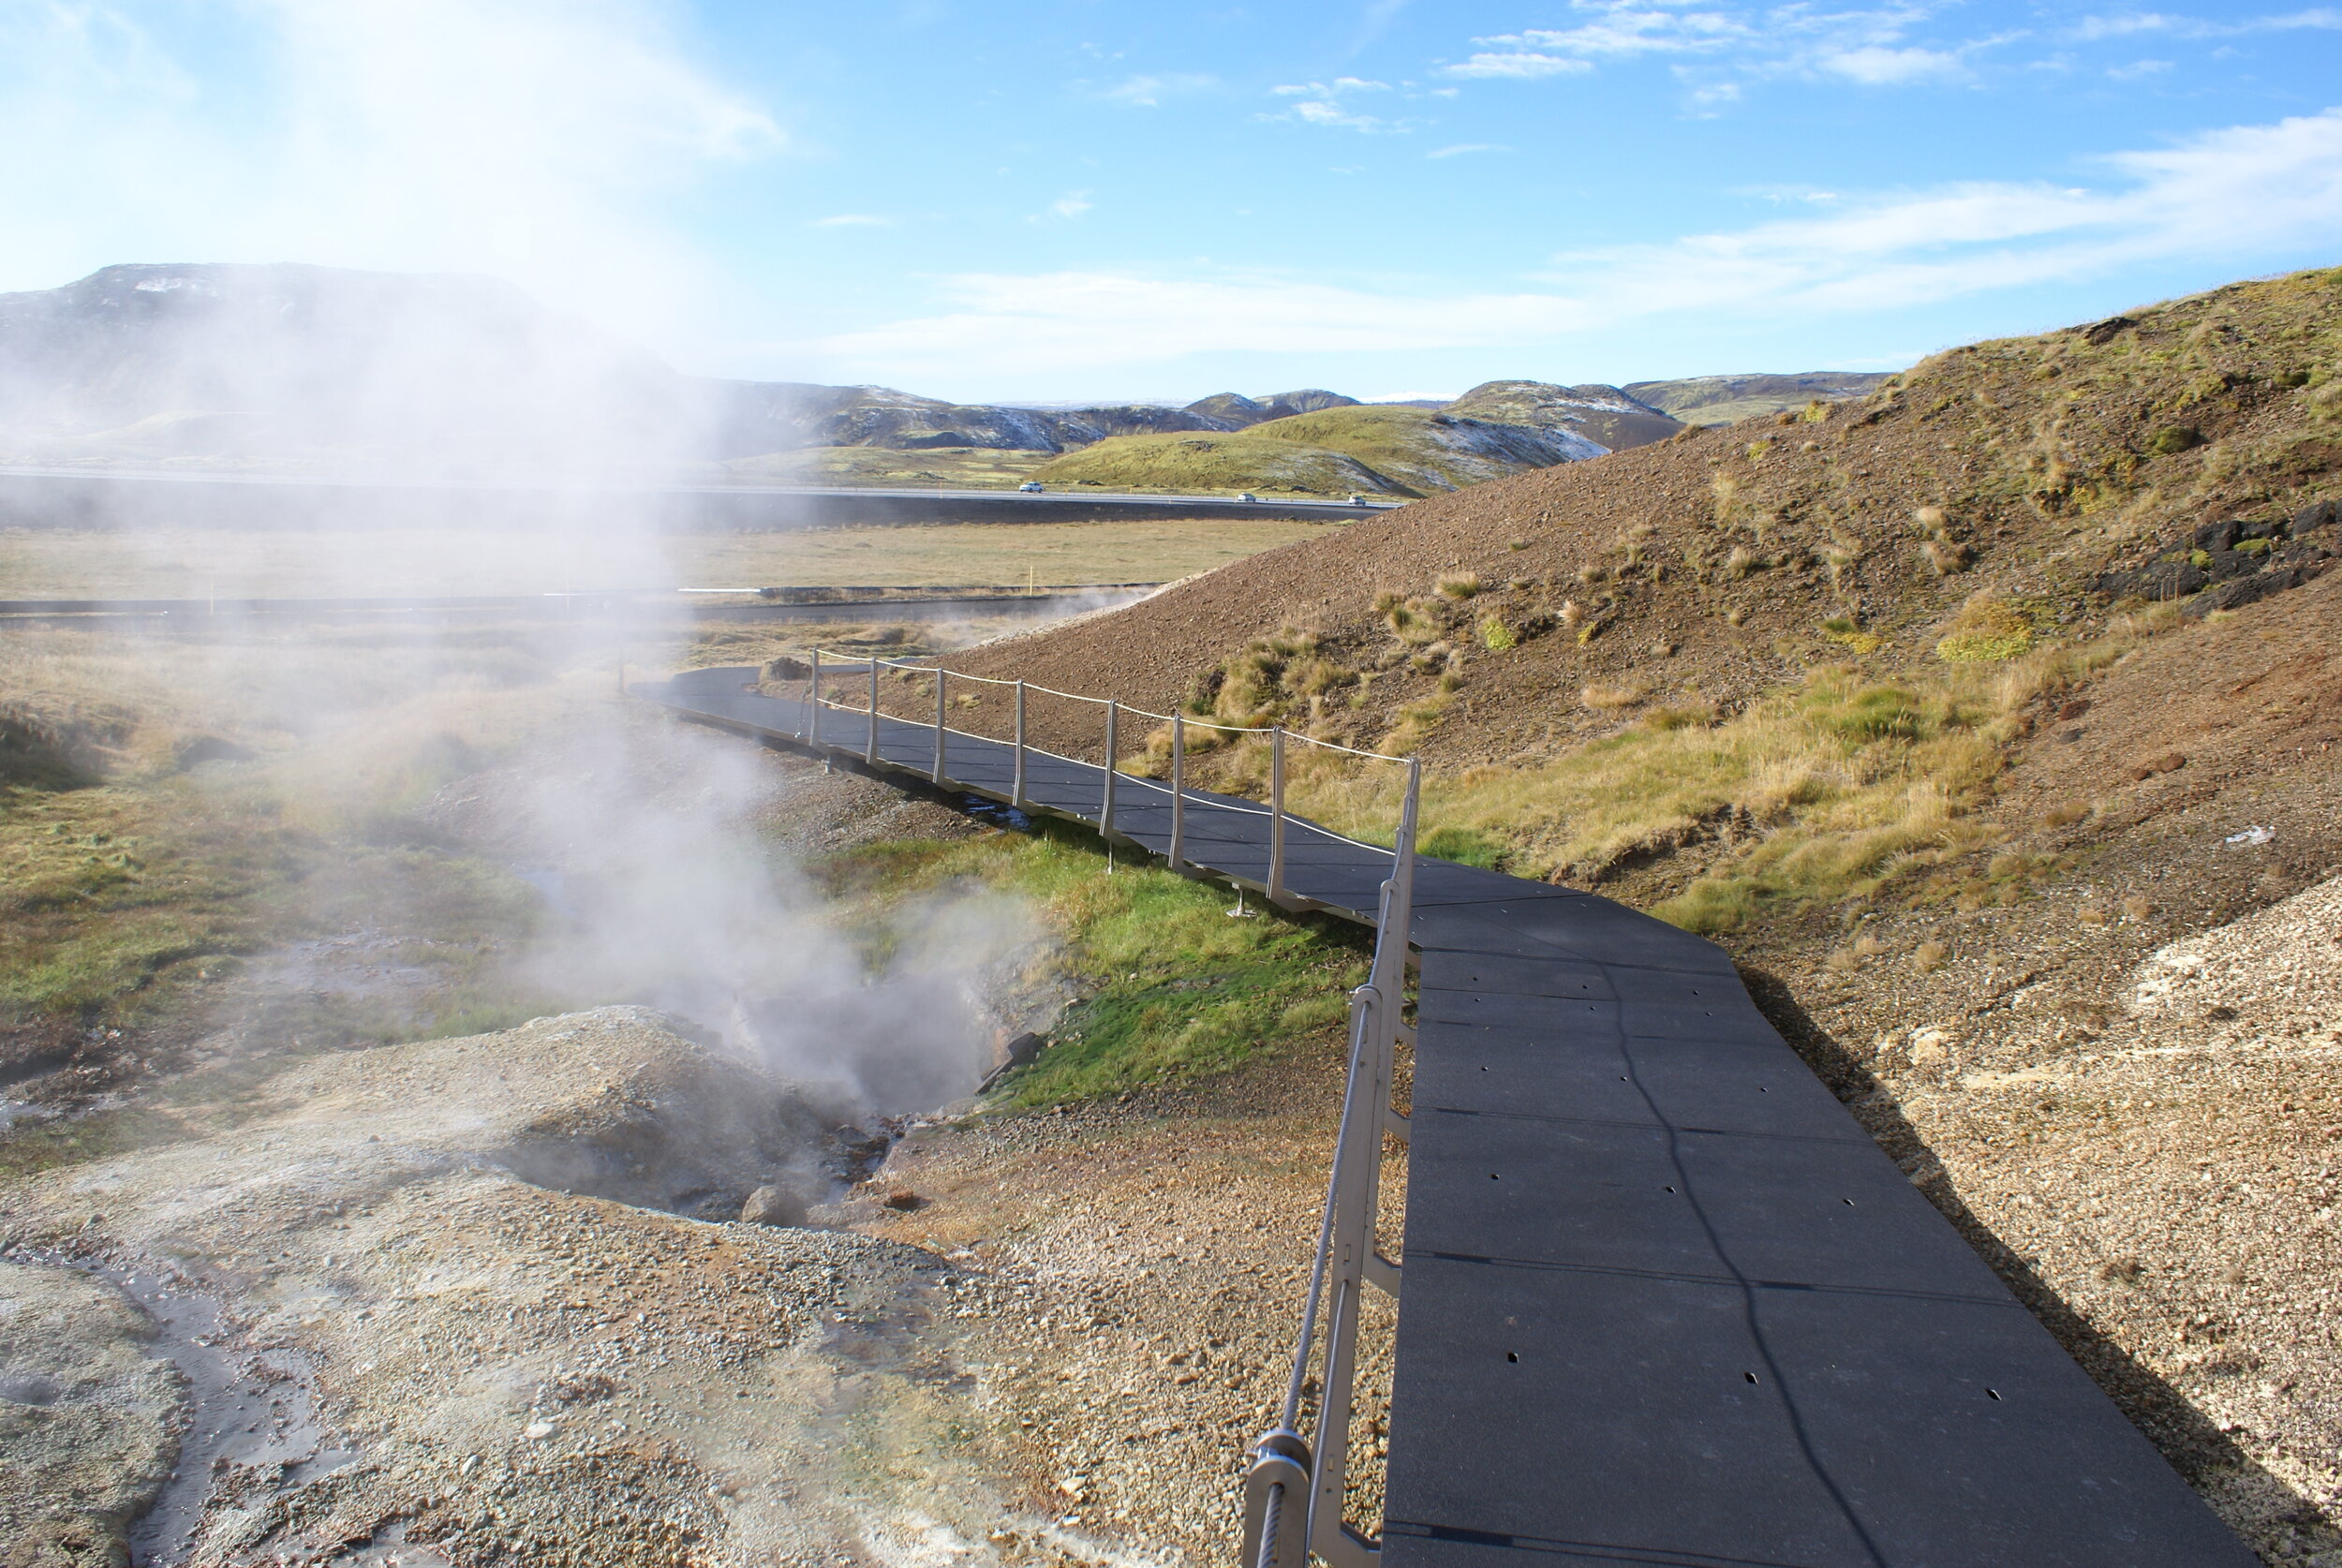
[645, 665, 2253, 1568]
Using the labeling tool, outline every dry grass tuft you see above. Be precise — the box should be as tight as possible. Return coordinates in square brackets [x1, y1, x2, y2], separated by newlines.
[1580, 681, 1645, 711]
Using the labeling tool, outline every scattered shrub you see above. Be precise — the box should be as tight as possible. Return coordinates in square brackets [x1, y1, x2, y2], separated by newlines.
[2148, 425, 2202, 455]
[1923, 537, 1973, 576]
[1935, 598, 2034, 663]
[1580, 681, 1644, 710]
[1479, 616, 1517, 651]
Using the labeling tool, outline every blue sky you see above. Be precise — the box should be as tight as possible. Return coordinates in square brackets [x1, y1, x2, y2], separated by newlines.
[7, 2, 2342, 402]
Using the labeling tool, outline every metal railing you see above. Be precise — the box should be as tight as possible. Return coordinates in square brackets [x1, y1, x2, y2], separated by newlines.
[1243, 776, 1416, 1568]
[783, 645, 1423, 1563]
[798, 646, 1418, 900]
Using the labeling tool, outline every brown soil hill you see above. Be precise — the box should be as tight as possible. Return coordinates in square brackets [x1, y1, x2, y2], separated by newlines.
[941, 267, 2342, 769]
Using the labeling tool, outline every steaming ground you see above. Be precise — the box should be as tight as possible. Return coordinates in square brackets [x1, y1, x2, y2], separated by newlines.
[0, 616, 1375, 1567]
[0, 724, 1376, 1568]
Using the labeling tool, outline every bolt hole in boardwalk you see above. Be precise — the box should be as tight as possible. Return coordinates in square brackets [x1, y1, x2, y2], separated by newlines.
[640, 652, 2254, 1568]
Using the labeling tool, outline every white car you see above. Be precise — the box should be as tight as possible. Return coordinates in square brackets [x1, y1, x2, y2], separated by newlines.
[1017, 481, 1045, 493]
[1235, 492, 1259, 502]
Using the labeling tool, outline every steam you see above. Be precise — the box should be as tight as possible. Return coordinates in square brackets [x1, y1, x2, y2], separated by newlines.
[489, 716, 1043, 1118]
[0, 1, 1043, 1123]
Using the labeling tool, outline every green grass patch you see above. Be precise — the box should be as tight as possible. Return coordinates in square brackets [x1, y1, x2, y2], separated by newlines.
[810, 819, 1369, 1105]
[1419, 824, 1508, 869]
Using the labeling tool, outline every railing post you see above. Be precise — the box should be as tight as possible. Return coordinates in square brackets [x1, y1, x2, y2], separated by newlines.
[808, 648, 822, 747]
[1268, 726, 1287, 907]
[867, 659, 881, 765]
[1013, 680, 1028, 809]
[932, 669, 948, 785]
[1101, 700, 1119, 838]
[1168, 712, 1185, 871]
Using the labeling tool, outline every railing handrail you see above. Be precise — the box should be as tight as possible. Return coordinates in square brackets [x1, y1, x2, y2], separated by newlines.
[805, 647, 1416, 765]
[796, 685, 1408, 858]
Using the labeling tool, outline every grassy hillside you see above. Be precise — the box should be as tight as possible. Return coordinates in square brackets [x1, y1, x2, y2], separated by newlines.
[958, 265, 2342, 921]
[1024, 430, 1397, 496]
[1028, 404, 1590, 496]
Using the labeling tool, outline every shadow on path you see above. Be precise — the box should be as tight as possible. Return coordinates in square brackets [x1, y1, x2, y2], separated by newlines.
[1742, 963, 2335, 1568]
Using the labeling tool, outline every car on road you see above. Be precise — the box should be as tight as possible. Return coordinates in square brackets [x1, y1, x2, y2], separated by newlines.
[1016, 481, 1045, 493]
[1235, 492, 1258, 502]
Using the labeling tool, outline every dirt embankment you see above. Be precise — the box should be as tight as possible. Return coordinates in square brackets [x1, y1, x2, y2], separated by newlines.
[935, 268, 2342, 763]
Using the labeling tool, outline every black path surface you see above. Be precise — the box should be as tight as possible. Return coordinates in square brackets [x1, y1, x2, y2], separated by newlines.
[645, 665, 2254, 1568]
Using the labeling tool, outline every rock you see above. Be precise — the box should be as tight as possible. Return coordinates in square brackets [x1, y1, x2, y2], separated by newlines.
[2128, 751, 2186, 780]
[0, 1262, 178, 1568]
[882, 1190, 922, 1211]
[738, 1185, 804, 1227]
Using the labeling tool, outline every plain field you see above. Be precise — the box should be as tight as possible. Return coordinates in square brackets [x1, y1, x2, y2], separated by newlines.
[0, 518, 1344, 599]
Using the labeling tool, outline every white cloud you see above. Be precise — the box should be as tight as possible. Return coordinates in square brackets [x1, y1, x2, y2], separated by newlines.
[1446, 52, 1593, 79]
[1091, 72, 1217, 107]
[1820, 45, 1967, 83]
[1444, 4, 2015, 99]
[1428, 142, 1510, 157]
[810, 213, 889, 228]
[1267, 77, 1400, 131]
[2106, 57, 2175, 78]
[2072, 8, 2342, 39]
[804, 110, 2342, 380]
[1050, 192, 1094, 219]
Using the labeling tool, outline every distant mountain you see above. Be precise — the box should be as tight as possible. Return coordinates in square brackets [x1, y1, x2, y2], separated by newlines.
[0, 262, 701, 478]
[0, 264, 1900, 490]
[708, 381, 1238, 456]
[1029, 404, 1612, 498]
[1443, 381, 1682, 454]
[1623, 371, 1893, 426]
[1183, 390, 1362, 428]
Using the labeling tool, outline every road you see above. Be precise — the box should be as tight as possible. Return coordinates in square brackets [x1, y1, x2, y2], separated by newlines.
[0, 465, 1398, 528]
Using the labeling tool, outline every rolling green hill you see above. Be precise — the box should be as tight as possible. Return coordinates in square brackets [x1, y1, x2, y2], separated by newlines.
[1022, 430, 1393, 496]
[1028, 404, 1606, 496]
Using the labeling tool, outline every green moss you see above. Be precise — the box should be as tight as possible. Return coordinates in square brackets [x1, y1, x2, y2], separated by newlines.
[811, 821, 1369, 1106]
[2148, 425, 2203, 455]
